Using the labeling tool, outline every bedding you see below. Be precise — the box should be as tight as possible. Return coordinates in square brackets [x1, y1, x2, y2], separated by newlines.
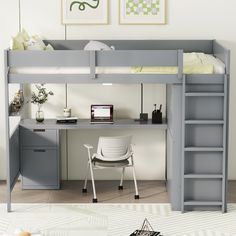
[10, 53, 225, 75]
[84, 40, 115, 51]
[10, 29, 54, 51]
[133, 53, 225, 74]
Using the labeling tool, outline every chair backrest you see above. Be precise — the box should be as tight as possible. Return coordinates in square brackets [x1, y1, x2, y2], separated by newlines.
[97, 136, 132, 161]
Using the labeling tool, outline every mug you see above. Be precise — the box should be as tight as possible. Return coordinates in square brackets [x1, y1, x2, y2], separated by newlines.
[63, 108, 71, 117]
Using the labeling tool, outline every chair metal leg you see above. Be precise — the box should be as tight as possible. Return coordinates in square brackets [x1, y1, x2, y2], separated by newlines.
[118, 167, 125, 190]
[89, 162, 97, 203]
[82, 161, 89, 193]
[132, 166, 139, 199]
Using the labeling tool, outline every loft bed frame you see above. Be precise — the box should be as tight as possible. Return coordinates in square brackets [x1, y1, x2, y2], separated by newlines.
[4, 40, 230, 213]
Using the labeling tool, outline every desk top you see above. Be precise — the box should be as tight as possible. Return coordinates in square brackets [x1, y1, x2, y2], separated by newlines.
[20, 119, 167, 130]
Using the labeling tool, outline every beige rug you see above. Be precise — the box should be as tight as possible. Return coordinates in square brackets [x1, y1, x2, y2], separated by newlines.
[0, 204, 236, 236]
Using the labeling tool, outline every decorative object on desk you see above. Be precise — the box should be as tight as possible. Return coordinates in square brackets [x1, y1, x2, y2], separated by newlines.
[63, 107, 72, 117]
[152, 104, 162, 124]
[56, 116, 78, 124]
[10, 90, 24, 114]
[130, 218, 161, 236]
[31, 84, 54, 123]
[62, 0, 109, 25]
[119, 0, 166, 25]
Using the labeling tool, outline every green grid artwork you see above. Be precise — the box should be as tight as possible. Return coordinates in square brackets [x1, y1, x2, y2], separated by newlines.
[126, 0, 160, 16]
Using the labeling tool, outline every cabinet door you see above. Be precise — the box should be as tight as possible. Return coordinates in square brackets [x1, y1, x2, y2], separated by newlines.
[21, 149, 59, 189]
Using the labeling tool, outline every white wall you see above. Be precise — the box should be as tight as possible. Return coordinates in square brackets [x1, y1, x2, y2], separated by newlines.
[0, 0, 236, 180]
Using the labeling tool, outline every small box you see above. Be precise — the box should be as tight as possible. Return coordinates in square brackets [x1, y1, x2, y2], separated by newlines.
[140, 113, 148, 122]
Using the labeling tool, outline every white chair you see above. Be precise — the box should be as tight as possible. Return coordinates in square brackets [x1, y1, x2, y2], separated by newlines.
[82, 136, 139, 203]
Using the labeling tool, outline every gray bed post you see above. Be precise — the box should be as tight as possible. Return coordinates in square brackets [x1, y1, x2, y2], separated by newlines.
[4, 50, 11, 212]
[222, 74, 228, 213]
[177, 50, 183, 80]
[90, 51, 96, 79]
[224, 49, 230, 213]
[181, 74, 186, 213]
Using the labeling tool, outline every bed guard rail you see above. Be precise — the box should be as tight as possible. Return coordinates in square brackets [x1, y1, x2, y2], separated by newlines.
[6, 49, 183, 82]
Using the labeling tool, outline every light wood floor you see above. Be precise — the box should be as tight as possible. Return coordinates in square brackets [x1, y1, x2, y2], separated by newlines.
[0, 180, 236, 204]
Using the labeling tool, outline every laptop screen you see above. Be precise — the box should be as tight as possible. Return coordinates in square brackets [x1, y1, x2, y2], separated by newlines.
[91, 105, 113, 122]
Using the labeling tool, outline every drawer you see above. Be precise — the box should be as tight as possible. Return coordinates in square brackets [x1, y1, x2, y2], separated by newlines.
[21, 148, 59, 189]
[21, 128, 57, 147]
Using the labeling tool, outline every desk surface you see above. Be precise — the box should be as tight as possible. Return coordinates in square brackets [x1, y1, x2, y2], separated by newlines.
[20, 119, 167, 130]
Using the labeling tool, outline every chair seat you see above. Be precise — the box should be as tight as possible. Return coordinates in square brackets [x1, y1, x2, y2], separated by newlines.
[92, 157, 129, 168]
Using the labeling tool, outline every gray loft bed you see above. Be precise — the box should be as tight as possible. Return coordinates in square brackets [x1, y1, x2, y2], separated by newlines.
[4, 40, 230, 213]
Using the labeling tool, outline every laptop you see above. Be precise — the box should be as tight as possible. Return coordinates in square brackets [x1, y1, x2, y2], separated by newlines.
[91, 105, 114, 124]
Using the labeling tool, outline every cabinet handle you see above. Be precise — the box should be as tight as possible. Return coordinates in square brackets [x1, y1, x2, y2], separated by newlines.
[33, 149, 46, 153]
[33, 129, 46, 132]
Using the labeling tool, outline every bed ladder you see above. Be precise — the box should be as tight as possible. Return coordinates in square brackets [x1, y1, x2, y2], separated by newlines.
[181, 75, 228, 213]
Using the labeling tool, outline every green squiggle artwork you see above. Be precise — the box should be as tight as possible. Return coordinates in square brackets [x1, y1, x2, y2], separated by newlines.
[70, 0, 100, 11]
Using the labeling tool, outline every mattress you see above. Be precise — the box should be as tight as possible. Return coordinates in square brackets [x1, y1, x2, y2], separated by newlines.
[10, 53, 226, 75]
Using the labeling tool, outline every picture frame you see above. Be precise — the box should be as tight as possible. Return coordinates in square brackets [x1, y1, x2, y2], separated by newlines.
[119, 0, 166, 25]
[62, 0, 109, 25]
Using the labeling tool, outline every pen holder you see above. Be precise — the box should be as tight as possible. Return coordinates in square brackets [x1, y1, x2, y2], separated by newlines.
[152, 111, 162, 124]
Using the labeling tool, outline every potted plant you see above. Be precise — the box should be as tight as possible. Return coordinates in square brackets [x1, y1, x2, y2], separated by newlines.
[31, 84, 54, 122]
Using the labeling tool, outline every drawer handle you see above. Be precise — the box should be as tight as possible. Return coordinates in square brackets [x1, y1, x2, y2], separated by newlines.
[33, 149, 46, 153]
[33, 129, 46, 132]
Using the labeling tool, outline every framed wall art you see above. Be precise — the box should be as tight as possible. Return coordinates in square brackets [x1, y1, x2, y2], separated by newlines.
[62, 0, 109, 25]
[119, 0, 166, 25]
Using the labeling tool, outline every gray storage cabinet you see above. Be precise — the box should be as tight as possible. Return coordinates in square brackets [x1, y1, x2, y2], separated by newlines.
[20, 127, 60, 189]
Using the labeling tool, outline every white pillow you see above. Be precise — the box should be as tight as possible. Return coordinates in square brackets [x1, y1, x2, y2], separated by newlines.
[84, 40, 113, 51]
[45, 44, 54, 51]
[31, 35, 46, 49]
[10, 29, 54, 51]
[24, 39, 45, 51]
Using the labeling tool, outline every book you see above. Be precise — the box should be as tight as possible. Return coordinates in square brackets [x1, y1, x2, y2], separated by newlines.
[56, 116, 78, 124]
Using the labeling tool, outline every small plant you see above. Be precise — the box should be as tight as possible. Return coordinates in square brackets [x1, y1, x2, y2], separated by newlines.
[31, 84, 54, 122]
[31, 84, 54, 106]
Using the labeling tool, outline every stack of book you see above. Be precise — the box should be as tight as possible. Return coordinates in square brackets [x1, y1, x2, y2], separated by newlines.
[56, 117, 78, 124]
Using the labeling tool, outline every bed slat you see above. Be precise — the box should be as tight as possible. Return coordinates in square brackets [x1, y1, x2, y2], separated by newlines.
[96, 50, 179, 67]
[8, 50, 90, 67]
[8, 50, 179, 67]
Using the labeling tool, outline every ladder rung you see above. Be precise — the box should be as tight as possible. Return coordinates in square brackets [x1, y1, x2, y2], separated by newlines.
[184, 201, 222, 206]
[185, 120, 224, 125]
[184, 147, 224, 152]
[184, 174, 223, 179]
[185, 92, 224, 97]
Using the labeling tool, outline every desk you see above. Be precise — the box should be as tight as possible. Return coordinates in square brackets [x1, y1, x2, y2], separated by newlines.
[19, 118, 167, 190]
[20, 118, 168, 130]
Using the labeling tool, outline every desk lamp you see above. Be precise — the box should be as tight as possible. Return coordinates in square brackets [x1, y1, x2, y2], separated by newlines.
[135, 83, 148, 123]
